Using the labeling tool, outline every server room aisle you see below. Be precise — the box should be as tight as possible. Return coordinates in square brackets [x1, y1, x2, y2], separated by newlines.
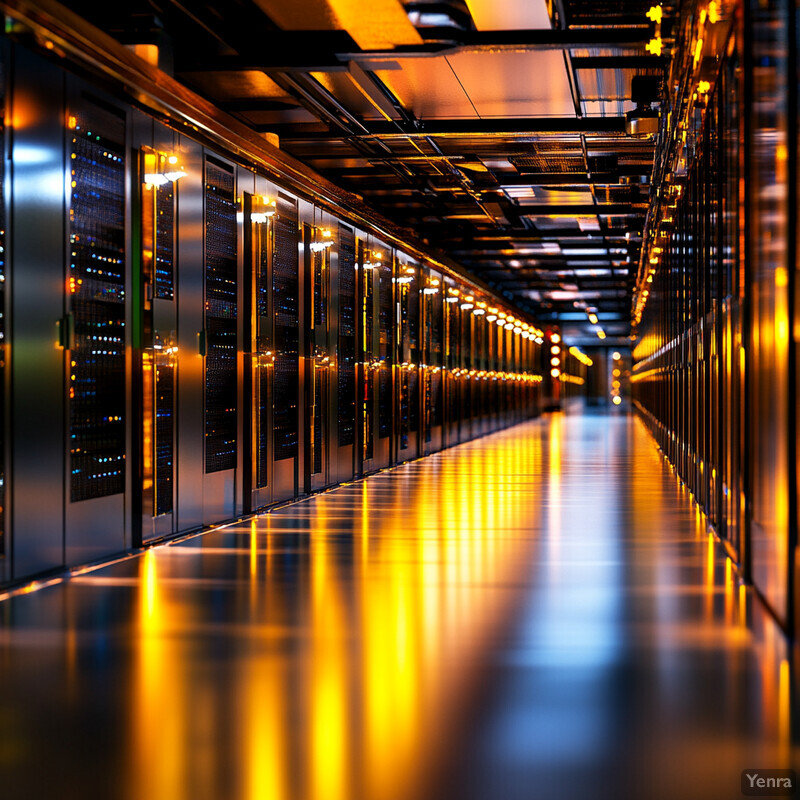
[0, 410, 795, 800]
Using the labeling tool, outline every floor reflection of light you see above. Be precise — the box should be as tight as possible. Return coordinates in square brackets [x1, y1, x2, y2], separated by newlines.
[134, 549, 185, 800]
[705, 531, 715, 620]
[778, 658, 791, 766]
[310, 510, 349, 800]
[724, 557, 734, 625]
[243, 656, 287, 800]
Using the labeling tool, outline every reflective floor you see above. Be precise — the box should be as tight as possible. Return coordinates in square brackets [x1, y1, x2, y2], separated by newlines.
[0, 410, 797, 800]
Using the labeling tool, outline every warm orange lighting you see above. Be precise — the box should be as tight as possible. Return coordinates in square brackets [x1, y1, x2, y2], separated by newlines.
[551, 333, 561, 344]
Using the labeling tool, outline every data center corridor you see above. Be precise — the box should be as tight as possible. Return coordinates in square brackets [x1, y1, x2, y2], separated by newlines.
[0, 409, 794, 800]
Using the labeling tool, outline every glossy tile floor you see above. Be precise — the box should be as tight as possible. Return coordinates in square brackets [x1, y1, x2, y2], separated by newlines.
[1, 410, 797, 800]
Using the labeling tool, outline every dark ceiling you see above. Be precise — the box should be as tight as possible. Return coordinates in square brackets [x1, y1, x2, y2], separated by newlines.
[70, 0, 666, 346]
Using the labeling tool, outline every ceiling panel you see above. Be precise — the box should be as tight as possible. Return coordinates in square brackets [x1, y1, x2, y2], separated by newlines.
[446, 51, 577, 118]
[254, 0, 422, 48]
[375, 57, 477, 119]
[463, 0, 552, 30]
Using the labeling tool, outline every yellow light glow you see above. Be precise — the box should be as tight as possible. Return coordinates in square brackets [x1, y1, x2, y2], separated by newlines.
[588, 313, 598, 324]
[596, 330, 606, 340]
[646, 36, 663, 56]
[646, 5, 663, 23]
[612, 396, 622, 405]
[708, 1, 721, 23]
[550, 368, 560, 378]
[551, 333, 561, 344]
[694, 38, 704, 66]
[612, 351, 621, 360]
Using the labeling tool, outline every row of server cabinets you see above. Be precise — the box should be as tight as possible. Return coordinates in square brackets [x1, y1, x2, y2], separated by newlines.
[632, 0, 799, 634]
[0, 41, 546, 587]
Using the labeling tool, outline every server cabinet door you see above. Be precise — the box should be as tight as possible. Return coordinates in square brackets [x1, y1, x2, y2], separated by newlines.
[356, 238, 376, 475]
[10, 49, 66, 578]
[334, 225, 356, 483]
[64, 92, 129, 565]
[175, 140, 204, 532]
[243, 191, 275, 512]
[305, 221, 333, 491]
[396, 260, 420, 461]
[201, 155, 238, 524]
[444, 286, 460, 448]
[375, 251, 393, 468]
[422, 271, 443, 455]
[461, 303, 473, 441]
[135, 132, 179, 543]
[271, 193, 300, 502]
[0, 42, 7, 583]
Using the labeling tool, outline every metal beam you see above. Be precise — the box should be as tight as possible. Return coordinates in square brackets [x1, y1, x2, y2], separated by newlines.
[217, 99, 303, 113]
[176, 29, 653, 72]
[275, 116, 628, 139]
[571, 55, 667, 70]
[514, 203, 647, 215]
[364, 28, 653, 56]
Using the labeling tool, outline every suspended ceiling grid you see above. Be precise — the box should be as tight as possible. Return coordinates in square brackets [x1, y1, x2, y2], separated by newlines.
[68, 0, 665, 345]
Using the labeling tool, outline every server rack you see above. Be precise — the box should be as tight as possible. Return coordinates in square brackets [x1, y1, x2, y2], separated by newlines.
[0, 31, 546, 589]
[632, 0, 798, 635]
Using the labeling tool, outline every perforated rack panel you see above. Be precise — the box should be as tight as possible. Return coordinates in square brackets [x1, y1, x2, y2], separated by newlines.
[362, 248, 374, 461]
[155, 361, 174, 515]
[155, 182, 174, 299]
[338, 226, 356, 447]
[255, 222, 270, 488]
[68, 102, 126, 502]
[378, 263, 392, 439]
[273, 193, 299, 461]
[313, 248, 326, 327]
[204, 158, 237, 473]
[432, 370, 442, 427]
